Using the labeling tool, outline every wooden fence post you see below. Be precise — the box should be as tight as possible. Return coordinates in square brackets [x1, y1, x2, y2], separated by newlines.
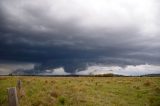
[17, 80, 22, 90]
[8, 87, 19, 106]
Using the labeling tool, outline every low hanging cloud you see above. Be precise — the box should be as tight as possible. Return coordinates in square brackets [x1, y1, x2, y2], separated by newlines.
[0, 62, 35, 75]
[0, 0, 160, 75]
[35, 64, 160, 76]
[40, 67, 71, 75]
[76, 64, 160, 76]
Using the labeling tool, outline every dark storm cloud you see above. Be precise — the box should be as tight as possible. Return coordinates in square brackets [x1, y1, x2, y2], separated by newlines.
[0, 0, 160, 74]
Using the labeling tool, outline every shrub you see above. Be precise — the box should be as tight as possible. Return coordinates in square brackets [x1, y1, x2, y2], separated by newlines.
[45, 80, 48, 84]
[59, 96, 65, 105]
[133, 85, 140, 90]
[155, 87, 160, 93]
[50, 90, 59, 98]
[144, 81, 151, 86]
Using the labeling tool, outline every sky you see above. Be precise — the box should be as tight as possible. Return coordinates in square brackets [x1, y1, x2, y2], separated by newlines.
[0, 0, 160, 75]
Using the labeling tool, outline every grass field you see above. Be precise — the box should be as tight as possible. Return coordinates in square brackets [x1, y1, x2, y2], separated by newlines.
[0, 76, 160, 106]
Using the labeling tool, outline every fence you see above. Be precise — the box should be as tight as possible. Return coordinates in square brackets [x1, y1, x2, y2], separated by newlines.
[7, 80, 22, 106]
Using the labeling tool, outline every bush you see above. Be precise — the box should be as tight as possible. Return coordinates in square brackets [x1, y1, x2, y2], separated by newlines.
[50, 90, 59, 98]
[59, 96, 65, 105]
[144, 81, 151, 86]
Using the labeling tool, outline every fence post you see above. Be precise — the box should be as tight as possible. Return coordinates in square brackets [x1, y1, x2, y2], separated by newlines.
[17, 80, 22, 90]
[8, 87, 19, 106]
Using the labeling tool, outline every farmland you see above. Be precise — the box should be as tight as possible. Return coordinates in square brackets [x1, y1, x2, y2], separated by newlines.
[0, 76, 160, 106]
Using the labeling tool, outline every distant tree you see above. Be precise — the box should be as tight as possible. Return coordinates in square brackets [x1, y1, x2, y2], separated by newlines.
[8, 73, 13, 76]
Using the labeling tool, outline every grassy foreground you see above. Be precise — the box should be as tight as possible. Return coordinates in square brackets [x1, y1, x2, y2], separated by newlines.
[0, 77, 160, 106]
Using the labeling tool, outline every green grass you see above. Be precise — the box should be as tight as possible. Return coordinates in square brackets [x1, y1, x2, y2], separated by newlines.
[0, 76, 160, 106]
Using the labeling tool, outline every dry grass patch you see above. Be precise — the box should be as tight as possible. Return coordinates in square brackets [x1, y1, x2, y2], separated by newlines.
[144, 80, 151, 86]
[50, 90, 59, 98]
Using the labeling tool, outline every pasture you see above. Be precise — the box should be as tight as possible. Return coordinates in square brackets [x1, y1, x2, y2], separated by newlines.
[0, 76, 160, 106]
